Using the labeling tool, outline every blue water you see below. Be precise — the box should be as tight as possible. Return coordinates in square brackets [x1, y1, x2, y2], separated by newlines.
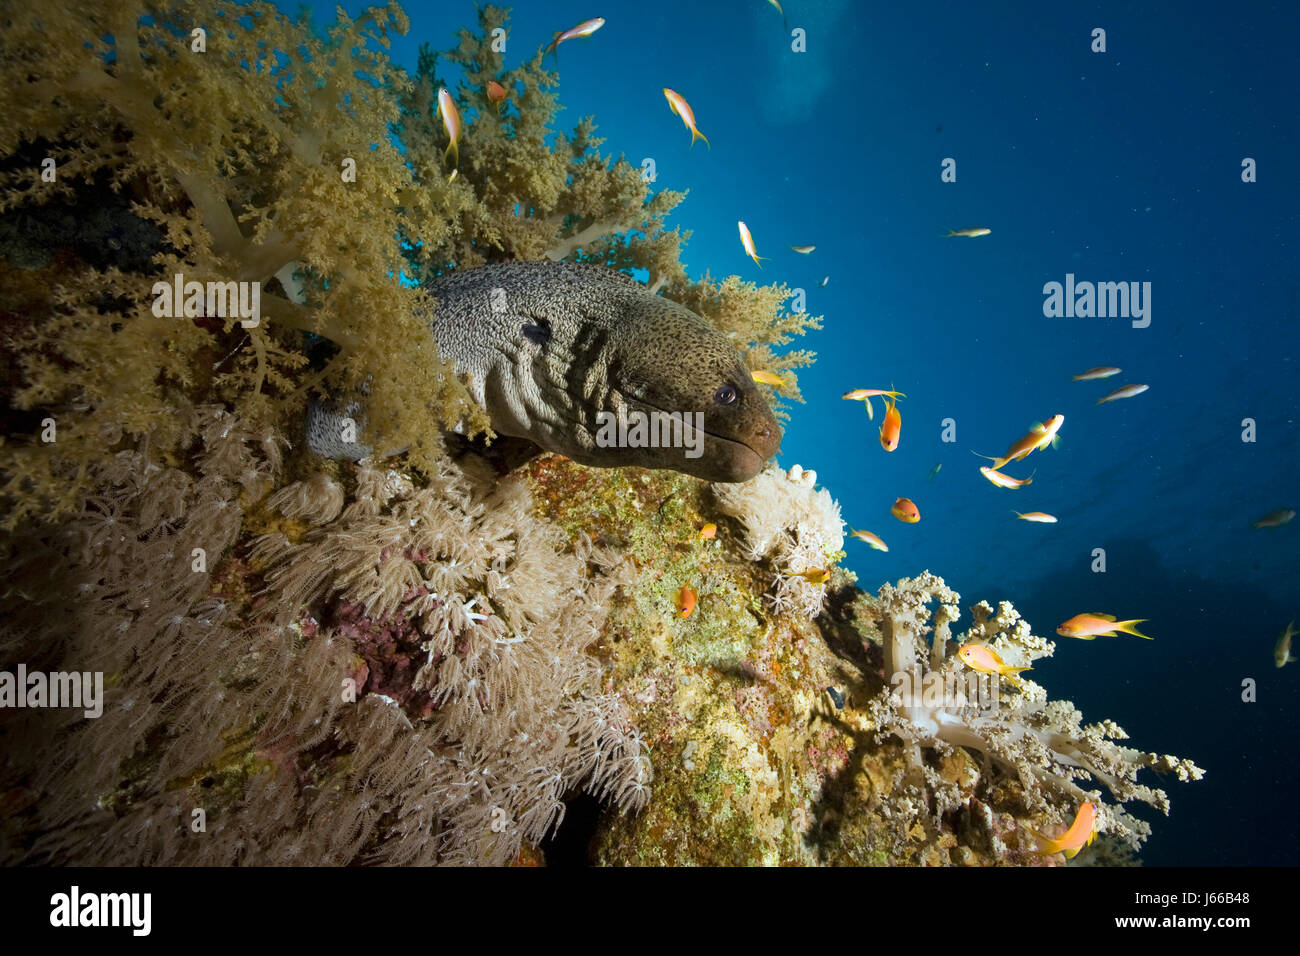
[299, 0, 1299, 864]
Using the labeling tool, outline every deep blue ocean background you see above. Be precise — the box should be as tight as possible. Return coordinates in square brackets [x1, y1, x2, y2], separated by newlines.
[298, 0, 1299, 865]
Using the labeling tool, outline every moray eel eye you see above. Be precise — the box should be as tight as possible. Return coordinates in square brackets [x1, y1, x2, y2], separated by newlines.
[713, 384, 738, 406]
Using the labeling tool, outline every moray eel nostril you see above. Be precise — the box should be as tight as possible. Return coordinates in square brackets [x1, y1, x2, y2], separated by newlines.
[307, 261, 783, 483]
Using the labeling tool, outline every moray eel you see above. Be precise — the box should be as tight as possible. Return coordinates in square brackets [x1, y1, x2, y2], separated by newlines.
[307, 261, 782, 482]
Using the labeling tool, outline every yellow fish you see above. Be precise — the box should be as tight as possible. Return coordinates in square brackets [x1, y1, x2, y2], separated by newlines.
[792, 568, 830, 585]
[697, 522, 717, 541]
[979, 467, 1034, 489]
[751, 370, 785, 387]
[437, 88, 461, 172]
[947, 227, 991, 238]
[1056, 613, 1152, 640]
[957, 643, 1031, 686]
[664, 88, 710, 149]
[737, 221, 766, 268]
[1013, 511, 1057, 523]
[849, 529, 889, 551]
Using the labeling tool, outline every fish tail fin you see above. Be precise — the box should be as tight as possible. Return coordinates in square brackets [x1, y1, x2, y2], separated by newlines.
[691, 127, 711, 150]
[946, 229, 957, 237]
[1116, 619, 1153, 640]
[443, 141, 458, 169]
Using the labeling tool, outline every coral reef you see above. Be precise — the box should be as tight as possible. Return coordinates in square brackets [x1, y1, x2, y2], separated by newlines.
[0, 0, 1198, 867]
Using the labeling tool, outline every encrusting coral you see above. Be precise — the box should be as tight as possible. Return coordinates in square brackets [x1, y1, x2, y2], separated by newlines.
[0, 1, 1197, 867]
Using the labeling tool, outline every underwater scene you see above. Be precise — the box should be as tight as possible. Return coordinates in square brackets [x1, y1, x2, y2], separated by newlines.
[0, 0, 1296, 881]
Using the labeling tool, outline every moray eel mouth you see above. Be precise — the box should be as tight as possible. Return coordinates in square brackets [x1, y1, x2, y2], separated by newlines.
[618, 381, 782, 483]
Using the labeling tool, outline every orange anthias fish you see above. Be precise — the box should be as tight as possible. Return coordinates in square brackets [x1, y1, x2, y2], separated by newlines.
[664, 88, 710, 149]
[976, 414, 1064, 471]
[957, 643, 1032, 686]
[1252, 508, 1295, 529]
[1096, 383, 1149, 405]
[1029, 801, 1097, 858]
[979, 467, 1034, 489]
[947, 227, 991, 238]
[751, 370, 785, 387]
[890, 497, 920, 523]
[697, 523, 717, 541]
[1056, 613, 1152, 640]
[486, 80, 508, 109]
[437, 88, 461, 171]
[546, 17, 605, 59]
[879, 394, 902, 451]
[675, 585, 697, 619]
[1072, 366, 1121, 381]
[737, 220, 765, 267]
[849, 529, 889, 551]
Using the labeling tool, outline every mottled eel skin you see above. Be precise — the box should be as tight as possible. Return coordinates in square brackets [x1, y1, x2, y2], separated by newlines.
[307, 261, 782, 482]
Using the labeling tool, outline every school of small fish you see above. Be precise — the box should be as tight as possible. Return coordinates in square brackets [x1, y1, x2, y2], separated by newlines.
[451, 13, 1293, 709]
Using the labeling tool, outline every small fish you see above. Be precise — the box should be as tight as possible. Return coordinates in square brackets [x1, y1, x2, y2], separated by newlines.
[437, 88, 461, 171]
[1028, 802, 1097, 859]
[486, 80, 508, 109]
[1276, 620, 1298, 668]
[979, 466, 1034, 489]
[947, 227, 991, 238]
[737, 221, 765, 268]
[792, 567, 831, 586]
[825, 685, 845, 709]
[1072, 366, 1121, 381]
[1096, 383, 1149, 405]
[790, 244, 816, 254]
[879, 394, 902, 451]
[890, 497, 920, 523]
[697, 522, 717, 541]
[842, 387, 905, 421]
[927, 462, 942, 481]
[546, 17, 605, 60]
[1013, 511, 1057, 523]
[820, 276, 830, 287]
[1056, 613, 1152, 640]
[975, 414, 1064, 471]
[751, 370, 785, 387]
[1252, 508, 1295, 529]
[675, 585, 698, 619]
[957, 643, 1032, 686]
[664, 88, 710, 149]
[848, 529, 889, 551]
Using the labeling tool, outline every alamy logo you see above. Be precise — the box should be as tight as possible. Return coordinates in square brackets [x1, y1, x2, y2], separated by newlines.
[152, 272, 261, 327]
[594, 408, 705, 458]
[0, 665, 103, 718]
[1042, 273, 1151, 328]
[49, 886, 151, 936]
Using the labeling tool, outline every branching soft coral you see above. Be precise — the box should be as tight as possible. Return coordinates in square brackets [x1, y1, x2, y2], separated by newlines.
[0, 0, 481, 527]
[859, 572, 1204, 853]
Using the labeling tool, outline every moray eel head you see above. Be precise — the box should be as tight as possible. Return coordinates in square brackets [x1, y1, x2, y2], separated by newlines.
[607, 297, 782, 483]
